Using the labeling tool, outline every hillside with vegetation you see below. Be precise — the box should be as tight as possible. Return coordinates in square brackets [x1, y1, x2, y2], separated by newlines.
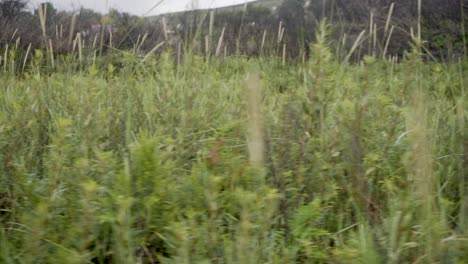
[1, 0, 466, 60]
[0, 0, 467, 263]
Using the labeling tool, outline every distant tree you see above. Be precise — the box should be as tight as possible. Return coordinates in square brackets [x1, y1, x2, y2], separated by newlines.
[108, 8, 143, 48]
[0, 0, 28, 19]
[34, 2, 57, 18]
[77, 7, 102, 30]
[33, 1, 57, 28]
[278, 0, 306, 56]
[278, 0, 305, 32]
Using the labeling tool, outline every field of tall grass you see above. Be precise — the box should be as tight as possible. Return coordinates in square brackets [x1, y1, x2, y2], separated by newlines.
[0, 10, 467, 263]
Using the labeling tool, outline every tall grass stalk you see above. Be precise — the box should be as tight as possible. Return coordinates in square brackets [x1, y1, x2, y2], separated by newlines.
[38, 3, 48, 45]
[344, 30, 366, 63]
[208, 10, 215, 56]
[383, 26, 395, 59]
[369, 11, 374, 55]
[384, 2, 395, 34]
[461, 0, 467, 58]
[141, 41, 165, 62]
[417, 0, 422, 50]
[261, 29, 267, 54]
[277, 21, 284, 44]
[68, 14, 77, 47]
[10, 28, 18, 42]
[282, 44, 286, 65]
[134, 34, 142, 54]
[108, 28, 113, 48]
[92, 34, 98, 50]
[373, 23, 377, 55]
[215, 27, 225, 57]
[21, 43, 31, 73]
[3, 44, 7, 73]
[48, 39, 55, 69]
[77, 33, 83, 64]
[137, 32, 149, 54]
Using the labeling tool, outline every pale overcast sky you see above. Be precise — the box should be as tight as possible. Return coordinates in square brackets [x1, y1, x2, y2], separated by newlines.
[29, 0, 258, 16]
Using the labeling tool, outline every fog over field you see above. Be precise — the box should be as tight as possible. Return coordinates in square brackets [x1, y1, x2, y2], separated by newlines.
[29, 0, 257, 15]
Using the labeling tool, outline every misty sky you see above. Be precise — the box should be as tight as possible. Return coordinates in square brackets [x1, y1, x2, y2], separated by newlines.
[29, 0, 257, 16]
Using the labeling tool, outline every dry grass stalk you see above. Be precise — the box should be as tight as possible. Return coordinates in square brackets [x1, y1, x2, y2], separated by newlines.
[108, 28, 113, 48]
[55, 25, 60, 52]
[369, 11, 374, 54]
[261, 30, 267, 53]
[277, 21, 283, 44]
[92, 50, 97, 64]
[373, 23, 377, 55]
[22, 43, 31, 73]
[215, 27, 226, 57]
[345, 30, 366, 63]
[3, 44, 8, 73]
[15, 37, 20, 50]
[49, 39, 55, 69]
[205, 35, 209, 57]
[383, 26, 395, 58]
[279, 27, 285, 44]
[92, 34, 98, 50]
[282, 44, 286, 65]
[72, 34, 78, 53]
[141, 41, 165, 63]
[77, 33, 83, 64]
[68, 15, 77, 47]
[10, 28, 18, 42]
[339, 33, 348, 59]
[209, 11, 215, 39]
[417, 0, 422, 41]
[177, 41, 181, 65]
[134, 34, 142, 54]
[137, 32, 149, 53]
[38, 3, 48, 41]
[384, 2, 395, 34]
[207, 12, 215, 56]
[462, 0, 467, 57]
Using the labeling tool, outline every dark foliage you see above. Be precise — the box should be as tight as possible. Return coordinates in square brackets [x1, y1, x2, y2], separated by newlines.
[0, 0, 27, 19]
[0, 0, 466, 60]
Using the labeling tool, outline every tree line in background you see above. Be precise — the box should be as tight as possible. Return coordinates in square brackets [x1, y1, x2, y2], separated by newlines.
[0, 0, 466, 60]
